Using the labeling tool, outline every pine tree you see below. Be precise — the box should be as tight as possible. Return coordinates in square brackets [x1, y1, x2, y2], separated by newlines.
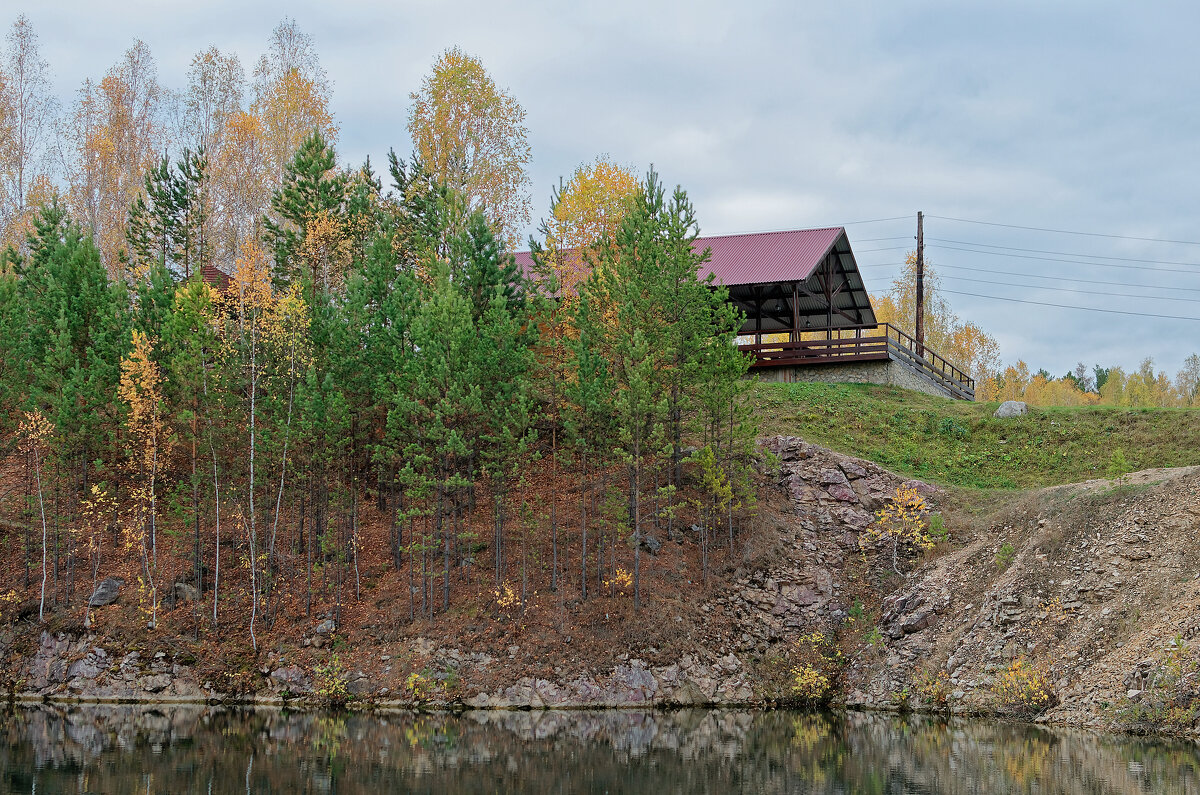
[263, 130, 346, 289]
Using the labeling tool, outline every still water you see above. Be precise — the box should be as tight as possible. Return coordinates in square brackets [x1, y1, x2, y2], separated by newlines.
[3, 705, 1199, 794]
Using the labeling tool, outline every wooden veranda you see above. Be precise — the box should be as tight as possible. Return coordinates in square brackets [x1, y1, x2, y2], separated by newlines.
[698, 228, 976, 400]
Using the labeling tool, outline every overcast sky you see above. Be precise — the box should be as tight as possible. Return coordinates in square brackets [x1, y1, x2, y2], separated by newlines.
[16, 1, 1200, 376]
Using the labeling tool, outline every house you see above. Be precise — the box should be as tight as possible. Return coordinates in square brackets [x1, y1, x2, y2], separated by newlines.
[518, 227, 975, 400]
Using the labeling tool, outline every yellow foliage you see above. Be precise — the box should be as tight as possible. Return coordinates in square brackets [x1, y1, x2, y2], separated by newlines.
[493, 581, 520, 610]
[544, 156, 640, 298]
[860, 485, 933, 574]
[251, 66, 337, 185]
[604, 567, 634, 592]
[65, 41, 167, 279]
[991, 658, 1054, 716]
[913, 668, 951, 710]
[870, 253, 1000, 382]
[314, 654, 353, 706]
[788, 632, 842, 705]
[408, 47, 531, 247]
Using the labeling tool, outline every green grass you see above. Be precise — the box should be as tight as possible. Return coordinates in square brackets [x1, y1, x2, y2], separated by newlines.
[750, 381, 1200, 489]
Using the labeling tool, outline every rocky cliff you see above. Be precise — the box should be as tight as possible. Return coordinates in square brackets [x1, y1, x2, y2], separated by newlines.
[9, 437, 1200, 736]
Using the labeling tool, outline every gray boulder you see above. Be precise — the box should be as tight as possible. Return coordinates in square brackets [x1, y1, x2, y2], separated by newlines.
[638, 533, 663, 556]
[88, 577, 125, 607]
[993, 400, 1028, 419]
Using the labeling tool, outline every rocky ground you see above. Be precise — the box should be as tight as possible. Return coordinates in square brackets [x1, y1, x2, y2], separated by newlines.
[7, 436, 1200, 737]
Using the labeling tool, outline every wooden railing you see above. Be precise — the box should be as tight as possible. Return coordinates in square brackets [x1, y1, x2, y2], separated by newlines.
[738, 323, 975, 400]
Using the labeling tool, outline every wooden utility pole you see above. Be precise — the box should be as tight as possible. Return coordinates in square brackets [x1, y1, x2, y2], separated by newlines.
[915, 211, 925, 357]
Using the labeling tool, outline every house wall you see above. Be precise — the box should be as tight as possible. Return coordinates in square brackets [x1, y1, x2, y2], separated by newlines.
[754, 359, 964, 400]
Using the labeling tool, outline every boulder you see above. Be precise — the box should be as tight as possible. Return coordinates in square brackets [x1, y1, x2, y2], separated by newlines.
[313, 618, 336, 636]
[138, 674, 172, 693]
[638, 533, 663, 555]
[269, 665, 312, 693]
[994, 400, 1028, 418]
[88, 577, 125, 607]
[173, 582, 200, 603]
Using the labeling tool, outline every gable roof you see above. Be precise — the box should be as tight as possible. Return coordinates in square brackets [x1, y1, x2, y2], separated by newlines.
[513, 227, 858, 289]
[513, 226, 878, 330]
[695, 227, 847, 286]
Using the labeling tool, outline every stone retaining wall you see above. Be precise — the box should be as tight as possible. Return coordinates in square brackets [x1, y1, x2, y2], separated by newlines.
[755, 358, 961, 399]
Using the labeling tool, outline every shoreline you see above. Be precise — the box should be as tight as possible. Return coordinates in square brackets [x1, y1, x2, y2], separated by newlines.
[8, 690, 1188, 743]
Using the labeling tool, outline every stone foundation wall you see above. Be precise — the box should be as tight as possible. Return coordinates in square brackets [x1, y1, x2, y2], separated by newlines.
[755, 359, 961, 399]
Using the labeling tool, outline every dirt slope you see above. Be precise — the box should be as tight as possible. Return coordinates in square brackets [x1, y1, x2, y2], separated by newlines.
[845, 464, 1200, 729]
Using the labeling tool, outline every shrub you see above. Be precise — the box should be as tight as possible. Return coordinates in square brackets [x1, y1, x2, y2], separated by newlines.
[991, 658, 1055, 718]
[938, 417, 969, 439]
[1106, 448, 1131, 481]
[404, 669, 434, 704]
[788, 631, 845, 707]
[995, 542, 1016, 570]
[928, 513, 949, 544]
[913, 668, 952, 711]
[1111, 640, 1200, 735]
[314, 654, 352, 708]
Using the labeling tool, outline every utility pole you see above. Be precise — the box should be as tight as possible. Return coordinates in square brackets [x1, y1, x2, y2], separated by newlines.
[915, 211, 925, 357]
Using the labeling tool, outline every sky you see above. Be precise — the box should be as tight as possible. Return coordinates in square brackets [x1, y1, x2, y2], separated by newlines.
[15, 0, 1200, 377]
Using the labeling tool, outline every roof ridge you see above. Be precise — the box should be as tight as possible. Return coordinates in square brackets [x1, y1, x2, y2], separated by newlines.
[697, 226, 844, 241]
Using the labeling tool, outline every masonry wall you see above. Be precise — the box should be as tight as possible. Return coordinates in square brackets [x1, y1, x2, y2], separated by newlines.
[755, 359, 962, 400]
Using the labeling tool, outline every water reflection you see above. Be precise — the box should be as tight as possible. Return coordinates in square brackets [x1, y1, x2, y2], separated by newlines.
[2, 705, 1199, 794]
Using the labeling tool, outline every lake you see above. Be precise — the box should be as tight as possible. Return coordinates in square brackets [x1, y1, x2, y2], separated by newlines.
[2, 705, 1198, 794]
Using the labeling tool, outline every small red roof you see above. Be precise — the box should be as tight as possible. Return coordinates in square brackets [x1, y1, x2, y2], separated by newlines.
[201, 263, 231, 290]
[513, 227, 849, 288]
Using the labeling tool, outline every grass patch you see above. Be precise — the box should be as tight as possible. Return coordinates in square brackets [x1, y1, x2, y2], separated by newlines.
[750, 381, 1200, 489]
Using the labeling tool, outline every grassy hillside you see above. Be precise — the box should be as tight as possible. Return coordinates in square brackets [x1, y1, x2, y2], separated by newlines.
[750, 381, 1200, 489]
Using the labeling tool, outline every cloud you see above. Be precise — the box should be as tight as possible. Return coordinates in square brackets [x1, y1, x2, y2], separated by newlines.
[11, 0, 1200, 373]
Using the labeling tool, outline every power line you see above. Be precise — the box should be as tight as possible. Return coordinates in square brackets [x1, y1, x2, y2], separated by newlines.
[940, 274, 1200, 303]
[928, 243, 1200, 276]
[935, 262, 1200, 293]
[852, 236, 913, 242]
[853, 245, 911, 253]
[840, 215, 912, 225]
[861, 258, 1200, 294]
[928, 215, 1200, 247]
[929, 237, 1200, 268]
[941, 288, 1200, 322]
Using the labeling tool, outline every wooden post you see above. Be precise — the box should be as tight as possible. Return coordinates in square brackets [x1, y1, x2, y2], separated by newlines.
[754, 289, 762, 346]
[791, 282, 800, 343]
[915, 211, 925, 357]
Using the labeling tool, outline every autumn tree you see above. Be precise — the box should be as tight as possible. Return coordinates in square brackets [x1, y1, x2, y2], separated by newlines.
[1177, 354, 1200, 407]
[0, 15, 58, 249]
[408, 47, 531, 247]
[871, 253, 1000, 383]
[118, 329, 165, 627]
[66, 40, 169, 278]
[182, 46, 244, 154]
[178, 46, 244, 272]
[541, 156, 639, 298]
[217, 240, 276, 649]
[17, 410, 52, 620]
[212, 110, 269, 266]
[251, 19, 336, 190]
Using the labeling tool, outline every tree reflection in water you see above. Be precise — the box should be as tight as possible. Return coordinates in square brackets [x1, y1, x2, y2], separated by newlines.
[2, 706, 1198, 794]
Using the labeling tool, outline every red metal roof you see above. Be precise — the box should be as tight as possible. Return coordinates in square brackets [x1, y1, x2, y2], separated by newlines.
[513, 227, 848, 288]
[696, 227, 845, 286]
